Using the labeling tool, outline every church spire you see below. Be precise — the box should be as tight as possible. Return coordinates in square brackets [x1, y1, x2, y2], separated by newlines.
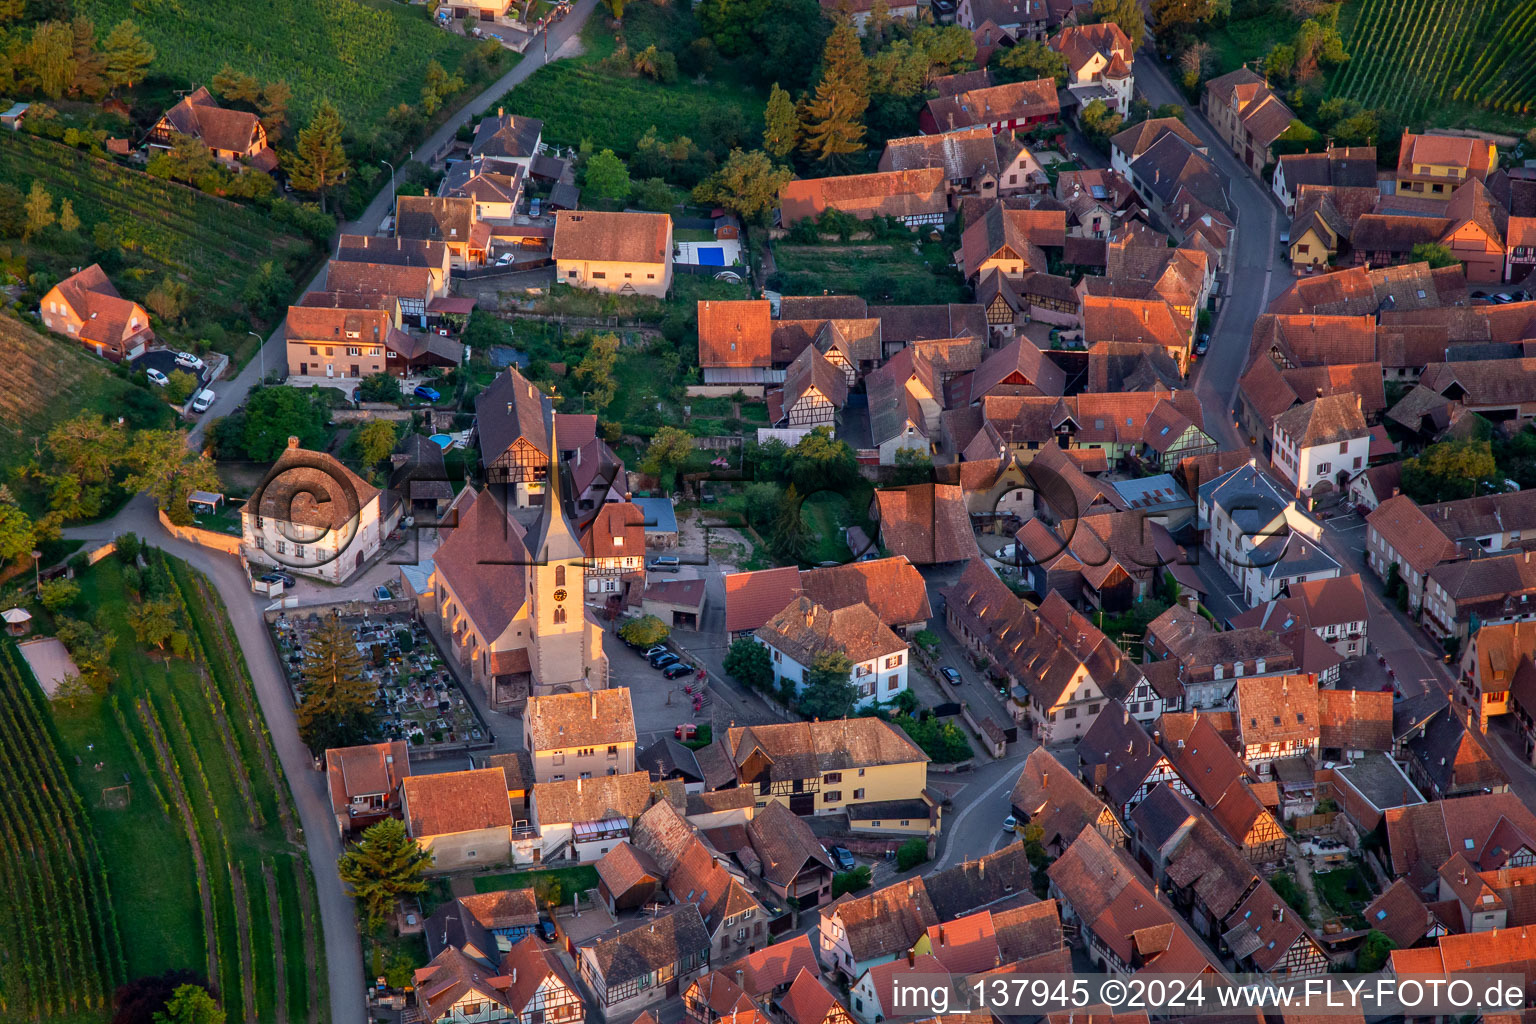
[528, 404, 584, 566]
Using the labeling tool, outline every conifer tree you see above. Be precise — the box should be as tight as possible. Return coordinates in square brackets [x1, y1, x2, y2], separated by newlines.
[102, 19, 154, 91]
[289, 100, 350, 214]
[338, 819, 431, 932]
[800, 22, 869, 165]
[296, 612, 375, 752]
[763, 83, 801, 161]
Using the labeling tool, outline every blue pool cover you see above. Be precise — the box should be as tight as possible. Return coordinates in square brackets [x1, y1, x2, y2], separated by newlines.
[696, 246, 725, 266]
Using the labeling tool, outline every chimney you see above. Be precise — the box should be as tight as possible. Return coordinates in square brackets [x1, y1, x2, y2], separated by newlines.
[939, 926, 947, 946]
[577, 777, 583, 793]
[1274, 904, 1284, 922]
[1316, 387, 1323, 398]
[499, 107, 504, 117]
[907, 949, 916, 967]
[736, 970, 744, 988]
[1042, 771, 1049, 787]
[907, 881, 915, 897]
[591, 692, 598, 718]
[513, 968, 517, 983]
[287, 436, 300, 449]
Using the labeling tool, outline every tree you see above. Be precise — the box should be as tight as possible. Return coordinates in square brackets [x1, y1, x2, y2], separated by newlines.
[419, 59, 464, 116]
[242, 386, 328, 460]
[1269, 871, 1310, 917]
[1092, 0, 1144, 48]
[57, 197, 80, 234]
[1079, 98, 1123, 149]
[358, 373, 403, 403]
[1150, 0, 1228, 38]
[296, 613, 377, 752]
[1264, 42, 1295, 80]
[0, 503, 35, 564]
[800, 22, 869, 166]
[891, 446, 933, 485]
[583, 149, 631, 202]
[26, 21, 76, 99]
[57, 616, 116, 691]
[993, 39, 1068, 86]
[122, 431, 219, 512]
[895, 837, 928, 870]
[127, 599, 178, 650]
[1400, 439, 1497, 503]
[619, 614, 670, 648]
[629, 176, 674, 211]
[786, 426, 858, 492]
[798, 650, 858, 720]
[70, 17, 106, 98]
[165, 370, 198, 405]
[691, 149, 793, 225]
[352, 419, 399, 469]
[832, 865, 873, 897]
[39, 577, 81, 611]
[153, 984, 224, 1024]
[574, 332, 621, 413]
[112, 971, 206, 1024]
[23, 181, 54, 240]
[0, 0, 23, 22]
[48, 413, 127, 485]
[1410, 242, 1458, 269]
[243, 261, 293, 322]
[258, 81, 293, 144]
[1178, 39, 1213, 88]
[338, 818, 432, 932]
[145, 275, 189, 323]
[100, 19, 155, 91]
[769, 484, 809, 563]
[288, 101, 350, 214]
[1356, 930, 1396, 972]
[642, 426, 694, 489]
[763, 83, 801, 160]
[603, 0, 627, 19]
[212, 64, 261, 103]
[724, 636, 773, 690]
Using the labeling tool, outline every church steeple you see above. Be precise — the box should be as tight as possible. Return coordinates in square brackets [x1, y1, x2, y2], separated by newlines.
[527, 406, 584, 566]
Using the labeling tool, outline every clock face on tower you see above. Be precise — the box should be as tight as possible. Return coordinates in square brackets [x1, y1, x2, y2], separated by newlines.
[554, 589, 568, 602]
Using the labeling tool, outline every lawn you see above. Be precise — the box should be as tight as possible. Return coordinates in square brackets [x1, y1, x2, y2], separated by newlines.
[500, 5, 766, 155]
[76, 0, 481, 126]
[474, 864, 599, 900]
[43, 553, 329, 1023]
[1313, 864, 1373, 929]
[771, 237, 968, 306]
[799, 487, 874, 567]
[0, 132, 320, 362]
[0, 315, 172, 473]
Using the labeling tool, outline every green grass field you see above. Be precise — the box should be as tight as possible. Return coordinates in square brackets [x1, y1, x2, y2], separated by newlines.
[42, 553, 329, 1023]
[76, 0, 480, 126]
[473, 864, 598, 896]
[1328, 0, 1536, 127]
[501, 7, 766, 155]
[0, 133, 319, 362]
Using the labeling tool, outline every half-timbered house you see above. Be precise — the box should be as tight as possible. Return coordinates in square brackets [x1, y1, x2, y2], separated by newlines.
[1010, 747, 1125, 855]
[1209, 778, 1286, 864]
[1077, 701, 1193, 820]
[500, 934, 585, 1024]
[768, 346, 849, 430]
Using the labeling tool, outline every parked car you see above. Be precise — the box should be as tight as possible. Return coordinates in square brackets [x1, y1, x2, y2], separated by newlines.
[529, 198, 541, 217]
[831, 846, 856, 871]
[1195, 336, 1209, 356]
[643, 645, 669, 658]
[1494, 292, 1519, 304]
[191, 389, 216, 413]
[537, 916, 557, 942]
[940, 666, 961, 685]
[662, 663, 692, 679]
[1002, 815, 1017, 833]
[258, 573, 285, 587]
[374, 586, 392, 601]
[269, 570, 297, 588]
[413, 385, 441, 402]
[648, 556, 681, 573]
[145, 367, 169, 387]
[650, 653, 680, 670]
[175, 351, 205, 372]
[496, 252, 516, 266]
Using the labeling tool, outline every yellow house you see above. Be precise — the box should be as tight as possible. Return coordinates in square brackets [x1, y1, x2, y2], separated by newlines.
[1396, 131, 1496, 202]
[400, 767, 514, 871]
[521, 688, 637, 783]
[725, 719, 932, 824]
[553, 210, 673, 298]
[1287, 185, 1383, 268]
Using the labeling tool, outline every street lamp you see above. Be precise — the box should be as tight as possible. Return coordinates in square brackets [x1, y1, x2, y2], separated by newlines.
[30, 550, 40, 594]
[381, 159, 395, 197]
[248, 330, 265, 383]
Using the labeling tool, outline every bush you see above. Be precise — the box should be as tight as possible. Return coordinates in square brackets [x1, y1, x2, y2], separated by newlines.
[38, 577, 81, 612]
[896, 838, 929, 871]
[115, 532, 142, 564]
[1270, 871, 1310, 918]
[896, 713, 972, 763]
[724, 636, 773, 691]
[359, 373, 403, 403]
[832, 865, 873, 897]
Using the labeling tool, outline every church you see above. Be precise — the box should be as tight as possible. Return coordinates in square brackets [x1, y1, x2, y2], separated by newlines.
[429, 404, 611, 709]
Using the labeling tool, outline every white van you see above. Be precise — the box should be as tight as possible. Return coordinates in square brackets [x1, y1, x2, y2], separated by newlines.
[191, 389, 216, 413]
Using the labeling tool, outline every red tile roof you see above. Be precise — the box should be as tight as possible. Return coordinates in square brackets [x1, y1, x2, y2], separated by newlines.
[553, 210, 671, 264]
[780, 169, 948, 225]
[402, 767, 512, 838]
[724, 566, 803, 634]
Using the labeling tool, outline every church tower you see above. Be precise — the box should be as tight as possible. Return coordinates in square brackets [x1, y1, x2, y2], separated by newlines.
[526, 410, 597, 691]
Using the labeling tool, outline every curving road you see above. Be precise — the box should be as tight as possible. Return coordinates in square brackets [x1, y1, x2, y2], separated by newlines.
[131, 8, 602, 1018]
[188, 0, 601, 451]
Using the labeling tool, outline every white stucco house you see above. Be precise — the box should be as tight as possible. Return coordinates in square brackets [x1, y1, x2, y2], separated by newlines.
[756, 596, 909, 708]
[242, 437, 392, 583]
[1270, 393, 1370, 500]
